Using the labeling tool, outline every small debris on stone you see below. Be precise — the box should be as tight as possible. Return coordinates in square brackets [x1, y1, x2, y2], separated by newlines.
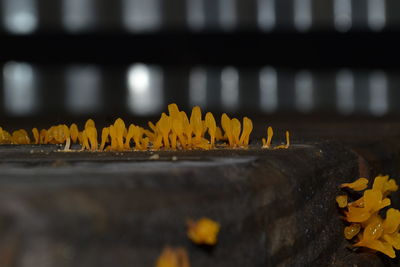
[172, 156, 178, 161]
[149, 154, 160, 160]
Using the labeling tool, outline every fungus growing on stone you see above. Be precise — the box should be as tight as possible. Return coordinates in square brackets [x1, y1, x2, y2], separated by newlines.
[187, 217, 220, 246]
[155, 247, 190, 267]
[262, 126, 273, 149]
[338, 175, 400, 258]
[32, 128, 39, 144]
[341, 177, 369, 191]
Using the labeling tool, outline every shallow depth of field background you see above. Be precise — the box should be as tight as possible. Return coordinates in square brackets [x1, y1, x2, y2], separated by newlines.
[0, 0, 399, 122]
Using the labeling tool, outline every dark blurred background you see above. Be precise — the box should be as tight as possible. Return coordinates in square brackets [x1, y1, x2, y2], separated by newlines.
[0, 0, 399, 124]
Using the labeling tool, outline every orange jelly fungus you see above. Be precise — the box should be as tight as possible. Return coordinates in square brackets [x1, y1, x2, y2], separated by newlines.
[341, 177, 369, 191]
[155, 247, 190, 267]
[336, 195, 348, 208]
[0, 103, 295, 152]
[338, 175, 400, 258]
[187, 217, 220, 246]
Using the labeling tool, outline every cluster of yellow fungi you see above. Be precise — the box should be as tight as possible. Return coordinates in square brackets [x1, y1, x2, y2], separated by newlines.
[0, 103, 290, 151]
[155, 217, 220, 267]
[261, 126, 290, 149]
[337, 175, 400, 258]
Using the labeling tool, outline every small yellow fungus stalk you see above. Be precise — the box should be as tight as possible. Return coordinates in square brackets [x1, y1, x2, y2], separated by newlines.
[274, 131, 290, 149]
[238, 117, 253, 146]
[32, 128, 40, 144]
[70, 124, 79, 144]
[187, 217, 220, 246]
[221, 113, 234, 147]
[155, 247, 190, 267]
[231, 118, 241, 146]
[205, 112, 216, 147]
[85, 126, 98, 151]
[262, 126, 273, 149]
[100, 127, 109, 151]
[190, 106, 203, 145]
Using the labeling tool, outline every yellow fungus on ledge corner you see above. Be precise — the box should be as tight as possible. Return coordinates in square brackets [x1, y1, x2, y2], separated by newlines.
[337, 175, 400, 258]
[155, 247, 190, 267]
[187, 217, 220, 246]
[341, 177, 369, 191]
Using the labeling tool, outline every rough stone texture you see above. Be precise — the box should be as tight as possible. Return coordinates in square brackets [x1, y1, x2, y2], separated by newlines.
[0, 118, 400, 266]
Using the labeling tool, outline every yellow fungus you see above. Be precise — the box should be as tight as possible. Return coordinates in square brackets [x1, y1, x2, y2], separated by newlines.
[231, 118, 241, 146]
[239, 117, 253, 146]
[0, 127, 12, 144]
[190, 106, 203, 145]
[114, 118, 126, 150]
[172, 117, 186, 149]
[168, 103, 180, 119]
[109, 125, 118, 150]
[85, 119, 95, 129]
[274, 130, 290, 149]
[61, 125, 71, 151]
[336, 195, 348, 208]
[11, 129, 30, 144]
[81, 131, 90, 151]
[158, 113, 171, 149]
[205, 112, 216, 147]
[155, 247, 190, 267]
[70, 123, 79, 143]
[39, 129, 47, 144]
[344, 224, 361, 240]
[262, 126, 273, 149]
[187, 217, 220, 245]
[338, 175, 400, 258]
[372, 175, 399, 196]
[354, 239, 396, 258]
[221, 113, 234, 147]
[341, 177, 369, 191]
[181, 111, 193, 149]
[100, 127, 110, 151]
[85, 126, 98, 151]
[383, 209, 400, 234]
[215, 126, 224, 141]
[32, 128, 39, 144]
[0, 103, 296, 153]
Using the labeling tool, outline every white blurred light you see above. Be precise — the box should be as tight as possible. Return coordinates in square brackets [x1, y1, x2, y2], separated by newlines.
[189, 67, 207, 108]
[295, 70, 314, 112]
[294, 0, 312, 32]
[122, 0, 161, 32]
[2, 0, 38, 34]
[66, 66, 101, 114]
[62, 0, 96, 32]
[334, 0, 352, 32]
[127, 64, 163, 115]
[367, 0, 386, 31]
[259, 67, 278, 113]
[336, 69, 355, 115]
[369, 71, 388, 116]
[257, 0, 276, 31]
[3, 62, 37, 115]
[221, 66, 239, 111]
[187, 0, 205, 31]
[219, 0, 237, 31]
